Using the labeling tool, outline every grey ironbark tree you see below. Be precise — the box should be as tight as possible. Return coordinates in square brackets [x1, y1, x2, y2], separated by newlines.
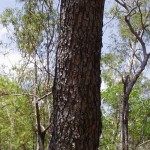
[48, 0, 105, 149]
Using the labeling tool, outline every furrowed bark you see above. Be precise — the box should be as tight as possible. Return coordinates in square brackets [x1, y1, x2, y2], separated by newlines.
[48, 0, 105, 149]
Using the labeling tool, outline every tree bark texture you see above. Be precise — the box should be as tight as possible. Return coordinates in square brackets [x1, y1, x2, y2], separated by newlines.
[48, 0, 105, 149]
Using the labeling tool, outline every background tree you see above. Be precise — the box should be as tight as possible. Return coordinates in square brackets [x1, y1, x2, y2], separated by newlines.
[101, 0, 150, 149]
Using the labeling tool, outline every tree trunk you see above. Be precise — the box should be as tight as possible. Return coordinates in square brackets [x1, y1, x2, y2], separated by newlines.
[120, 93, 129, 150]
[48, 0, 105, 149]
[33, 51, 45, 150]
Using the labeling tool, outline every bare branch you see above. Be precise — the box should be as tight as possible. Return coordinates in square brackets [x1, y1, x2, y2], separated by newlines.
[125, 16, 147, 58]
[43, 123, 51, 133]
[104, 14, 116, 27]
[134, 53, 142, 63]
[129, 40, 142, 63]
[0, 91, 34, 97]
[0, 91, 52, 103]
[138, 2, 145, 30]
[37, 92, 52, 101]
[127, 53, 150, 95]
[115, 0, 129, 11]
[136, 139, 150, 148]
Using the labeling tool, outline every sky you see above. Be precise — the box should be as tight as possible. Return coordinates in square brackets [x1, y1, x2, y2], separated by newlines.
[0, 0, 13, 12]
[0, 0, 22, 73]
[0, 0, 22, 13]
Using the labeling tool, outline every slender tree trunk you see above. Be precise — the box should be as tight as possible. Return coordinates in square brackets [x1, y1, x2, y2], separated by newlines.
[48, 0, 105, 149]
[33, 51, 45, 150]
[120, 93, 129, 150]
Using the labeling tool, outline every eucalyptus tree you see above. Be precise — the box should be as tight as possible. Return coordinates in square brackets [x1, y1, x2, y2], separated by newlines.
[102, 0, 150, 149]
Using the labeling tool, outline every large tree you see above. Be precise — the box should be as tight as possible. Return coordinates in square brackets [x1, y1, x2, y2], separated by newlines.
[48, 0, 105, 149]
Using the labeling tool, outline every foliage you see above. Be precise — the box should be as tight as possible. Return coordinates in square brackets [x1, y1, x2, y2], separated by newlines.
[0, 0, 59, 149]
[0, 76, 34, 149]
[0, 1, 58, 55]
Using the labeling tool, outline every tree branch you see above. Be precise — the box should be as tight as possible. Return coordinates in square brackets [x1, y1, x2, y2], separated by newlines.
[0, 91, 52, 102]
[115, 0, 129, 11]
[136, 139, 150, 148]
[37, 92, 52, 101]
[0, 91, 34, 97]
[125, 15, 147, 58]
[127, 53, 150, 95]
